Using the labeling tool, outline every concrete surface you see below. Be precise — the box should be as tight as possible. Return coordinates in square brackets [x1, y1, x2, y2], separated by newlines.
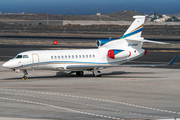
[63, 20, 180, 25]
[1, 20, 63, 26]
[0, 61, 180, 120]
[0, 43, 180, 120]
[1, 20, 180, 26]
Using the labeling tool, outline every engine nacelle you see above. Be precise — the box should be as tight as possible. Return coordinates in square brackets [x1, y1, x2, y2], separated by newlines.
[96, 39, 116, 47]
[108, 49, 131, 59]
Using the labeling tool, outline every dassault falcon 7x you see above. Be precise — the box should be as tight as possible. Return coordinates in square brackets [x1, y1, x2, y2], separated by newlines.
[2, 16, 177, 80]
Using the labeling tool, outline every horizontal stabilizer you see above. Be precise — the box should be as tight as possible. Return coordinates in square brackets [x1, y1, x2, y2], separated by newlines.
[126, 38, 169, 44]
[143, 39, 169, 44]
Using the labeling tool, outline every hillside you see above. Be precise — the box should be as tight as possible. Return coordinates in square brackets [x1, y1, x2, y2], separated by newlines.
[167, 13, 180, 19]
[0, 10, 143, 21]
[106, 10, 143, 21]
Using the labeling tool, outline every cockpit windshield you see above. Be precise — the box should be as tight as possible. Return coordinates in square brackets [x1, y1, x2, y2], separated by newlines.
[15, 55, 22, 59]
[14, 55, 28, 59]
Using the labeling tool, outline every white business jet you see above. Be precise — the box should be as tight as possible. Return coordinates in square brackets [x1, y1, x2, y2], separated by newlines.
[2, 16, 177, 80]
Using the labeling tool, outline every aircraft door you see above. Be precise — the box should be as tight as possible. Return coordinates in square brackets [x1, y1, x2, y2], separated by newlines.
[32, 53, 39, 69]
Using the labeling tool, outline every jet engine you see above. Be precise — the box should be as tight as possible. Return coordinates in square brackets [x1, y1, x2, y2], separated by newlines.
[96, 39, 116, 47]
[108, 49, 131, 59]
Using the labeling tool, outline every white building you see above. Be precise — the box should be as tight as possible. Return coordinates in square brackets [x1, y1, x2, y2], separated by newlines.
[154, 15, 170, 22]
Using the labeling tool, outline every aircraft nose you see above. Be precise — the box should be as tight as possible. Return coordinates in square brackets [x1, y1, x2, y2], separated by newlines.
[2, 62, 11, 68]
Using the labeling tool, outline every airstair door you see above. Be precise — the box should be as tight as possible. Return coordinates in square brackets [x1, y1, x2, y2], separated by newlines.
[32, 53, 39, 69]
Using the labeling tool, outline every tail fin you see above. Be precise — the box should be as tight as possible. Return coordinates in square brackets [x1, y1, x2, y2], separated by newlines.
[97, 15, 168, 49]
[121, 16, 145, 39]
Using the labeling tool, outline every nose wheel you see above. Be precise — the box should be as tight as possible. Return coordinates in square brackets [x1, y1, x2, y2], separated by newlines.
[22, 76, 28, 80]
[22, 69, 28, 80]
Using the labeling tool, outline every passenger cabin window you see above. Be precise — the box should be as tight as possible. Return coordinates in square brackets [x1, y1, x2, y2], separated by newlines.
[23, 55, 28, 58]
[15, 55, 22, 59]
[49, 54, 96, 60]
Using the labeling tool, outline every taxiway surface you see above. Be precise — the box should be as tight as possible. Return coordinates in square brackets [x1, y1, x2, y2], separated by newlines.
[0, 65, 180, 120]
[0, 44, 180, 120]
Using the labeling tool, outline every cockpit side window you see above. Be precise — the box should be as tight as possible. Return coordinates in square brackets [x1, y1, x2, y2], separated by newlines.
[23, 55, 29, 58]
[15, 55, 22, 59]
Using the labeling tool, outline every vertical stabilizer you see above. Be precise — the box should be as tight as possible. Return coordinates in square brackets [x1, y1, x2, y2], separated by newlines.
[96, 15, 168, 49]
[120, 16, 145, 39]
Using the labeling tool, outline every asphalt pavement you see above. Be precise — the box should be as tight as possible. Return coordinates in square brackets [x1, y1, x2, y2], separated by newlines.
[0, 63, 180, 120]
[0, 41, 180, 120]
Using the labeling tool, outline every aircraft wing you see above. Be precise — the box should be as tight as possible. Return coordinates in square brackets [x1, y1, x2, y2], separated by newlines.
[66, 56, 177, 70]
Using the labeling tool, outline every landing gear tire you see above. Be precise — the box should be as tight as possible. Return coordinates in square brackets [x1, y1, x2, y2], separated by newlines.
[95, 75, 102, 77]
[22, 76, 28, 80]
[22, 69, 28, 80]
[76, 71, 84, 76]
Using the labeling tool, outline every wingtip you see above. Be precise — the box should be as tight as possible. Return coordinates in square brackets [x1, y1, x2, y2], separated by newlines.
[168, 56, 177, 65]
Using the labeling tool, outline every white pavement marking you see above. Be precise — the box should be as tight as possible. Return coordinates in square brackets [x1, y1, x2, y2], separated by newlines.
[0, 92, 158, 118]
[0, 97, 121, 120]
[0, 88, 179, 116]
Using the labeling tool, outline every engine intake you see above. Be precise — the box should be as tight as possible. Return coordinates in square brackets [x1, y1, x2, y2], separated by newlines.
[96, 39, 116, 47]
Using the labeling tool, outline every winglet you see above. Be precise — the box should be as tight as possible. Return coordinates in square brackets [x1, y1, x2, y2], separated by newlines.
[168, 56, 177, 65]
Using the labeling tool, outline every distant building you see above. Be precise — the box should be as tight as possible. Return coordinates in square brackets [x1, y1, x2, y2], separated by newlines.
[154, 15, 170, 22]
[163, 15, 170, 20]
[150, 14, 155, 18]
[154, 18, 165, 22]
[96, 13, 101, 16]
[145, 15, 152, 22]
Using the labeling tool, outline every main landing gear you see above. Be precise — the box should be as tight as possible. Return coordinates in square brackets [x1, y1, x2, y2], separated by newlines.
[71, 69, 102, 77]
[22, 69, 28, 80]
[76, 71, 84, 76]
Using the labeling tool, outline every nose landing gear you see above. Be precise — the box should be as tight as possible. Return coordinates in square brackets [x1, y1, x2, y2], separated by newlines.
[22, 69, 28, 80]
[93, 71, 102, 77]
[93, 67, 102, 77]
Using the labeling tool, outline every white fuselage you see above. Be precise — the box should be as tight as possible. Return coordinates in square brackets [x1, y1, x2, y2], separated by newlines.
[3, 47, 145, 71]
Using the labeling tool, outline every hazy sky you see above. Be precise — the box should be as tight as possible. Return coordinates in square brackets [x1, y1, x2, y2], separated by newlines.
[0, 0, 180, 15]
